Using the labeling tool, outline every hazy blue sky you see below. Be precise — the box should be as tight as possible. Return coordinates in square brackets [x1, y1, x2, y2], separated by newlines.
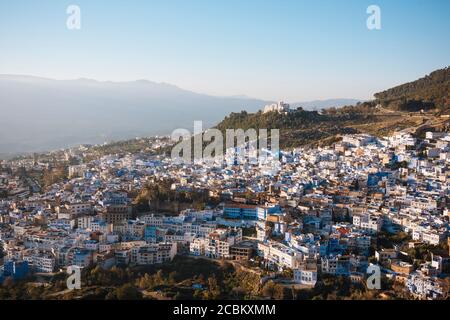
[0, 0, 449, 101]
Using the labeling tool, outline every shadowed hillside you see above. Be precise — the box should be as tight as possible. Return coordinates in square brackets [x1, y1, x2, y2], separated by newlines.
[374, 67, 450, 111]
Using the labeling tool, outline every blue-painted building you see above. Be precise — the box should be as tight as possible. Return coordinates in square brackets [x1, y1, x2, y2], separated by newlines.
[224, 204, 258, 220]
[368, 172, 390, 187]
[223, 203, 281, 221]
[144, 225, 157, 243]
[3, 260, 29, 280]
[72, 249, 92, 268]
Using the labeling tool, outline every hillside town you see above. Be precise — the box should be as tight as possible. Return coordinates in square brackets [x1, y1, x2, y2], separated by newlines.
[0, 130, 449, 300]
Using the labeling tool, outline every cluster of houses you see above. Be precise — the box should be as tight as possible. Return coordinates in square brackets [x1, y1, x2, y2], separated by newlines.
[1, 130, 449, 299]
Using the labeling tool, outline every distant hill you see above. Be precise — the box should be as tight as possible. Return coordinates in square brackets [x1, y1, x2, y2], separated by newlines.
[214, 105, 443, 149]
[215, 67, 450, 148]
[215, 107, 369, 148]
[0, 75, 270, 154]
[374, 67, 450, 111]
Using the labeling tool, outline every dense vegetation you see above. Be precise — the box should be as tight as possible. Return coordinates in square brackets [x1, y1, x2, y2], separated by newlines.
[374, 67, 450, 111]
[0, 257, 260, 300]
[133, 179, 218, 213]
[215, 108, 369, 148]
[82, 138, 172, 161]
[213, 105, 414, 149]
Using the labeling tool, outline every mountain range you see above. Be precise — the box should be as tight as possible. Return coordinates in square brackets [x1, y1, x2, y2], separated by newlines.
[0, 75, 359, 156]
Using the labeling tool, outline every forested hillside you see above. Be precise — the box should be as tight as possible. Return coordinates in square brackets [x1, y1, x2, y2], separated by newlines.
[214, 67, 450, 148]
[374, 67, 450, 111]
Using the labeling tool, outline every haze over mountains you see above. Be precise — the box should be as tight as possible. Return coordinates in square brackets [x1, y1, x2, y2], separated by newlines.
[0, 75, 359, 156]
[0, 75, 265, 155]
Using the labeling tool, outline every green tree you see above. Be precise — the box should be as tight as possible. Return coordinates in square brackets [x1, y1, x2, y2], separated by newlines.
[115, 284, 142, 300]
[203, 275, 221, 299]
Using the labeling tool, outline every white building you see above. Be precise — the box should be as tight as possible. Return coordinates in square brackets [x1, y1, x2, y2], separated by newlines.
[204, 228, 242, 259]
[293, 259, 318, 286]
[263, 101, 290, 114]
[406, 273, 446, 299]
[24, 252, 55, 273]
[353, 213, 383, 234]
[190, 238, 206, 256]
[132, 242, 177, 265]
[257, 241, 301, 269]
